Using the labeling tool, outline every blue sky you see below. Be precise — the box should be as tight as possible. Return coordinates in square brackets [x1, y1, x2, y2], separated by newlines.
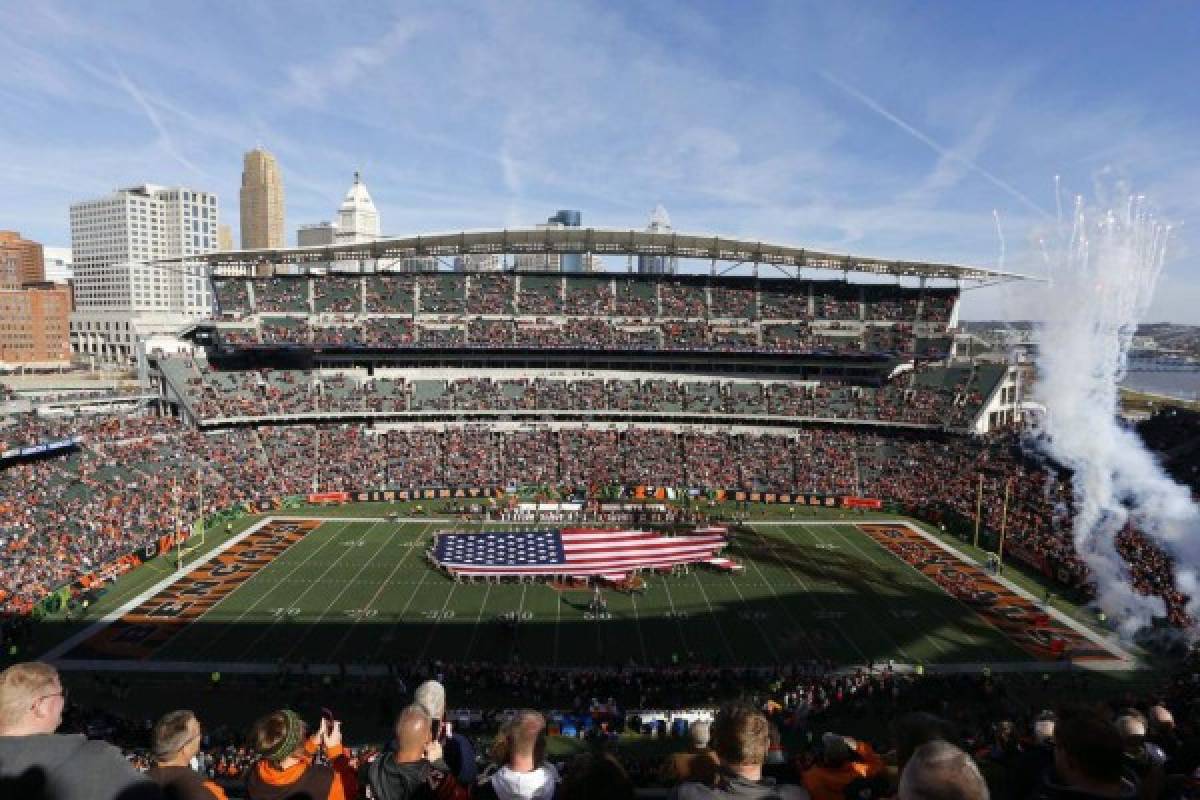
[1, 1, 1197, 321]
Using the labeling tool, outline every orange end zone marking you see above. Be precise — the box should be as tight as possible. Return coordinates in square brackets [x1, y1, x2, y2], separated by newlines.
[62, 520, 322, 661]
[858, 524, 1123, 662]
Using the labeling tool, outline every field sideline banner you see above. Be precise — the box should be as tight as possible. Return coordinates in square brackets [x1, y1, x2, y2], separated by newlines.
[347, 486, 882, 507]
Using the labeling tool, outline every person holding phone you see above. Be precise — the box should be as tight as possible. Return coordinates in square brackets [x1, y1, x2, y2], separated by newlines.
[361, 705, 469, 800]
[414, 680, 477, 785]
[245, 709, 358, 800]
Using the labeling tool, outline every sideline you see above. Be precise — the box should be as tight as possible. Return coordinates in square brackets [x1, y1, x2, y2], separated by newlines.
[841, 520, 1133, 664]
[43, 517, 279, 662]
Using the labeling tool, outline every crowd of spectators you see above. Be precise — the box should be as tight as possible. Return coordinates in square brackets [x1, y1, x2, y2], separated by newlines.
[2, 655, 1198, 799]
[213, 318, 944, 357]
[315, 276, 365, 314]
[0, 408, 1192, 625]
[1136, 408, 1200, 496]
[468, 275, 515, 315]
[254, 278, 309, 314]
[212, 277, 958, 330]
[164, 364, 992, 429]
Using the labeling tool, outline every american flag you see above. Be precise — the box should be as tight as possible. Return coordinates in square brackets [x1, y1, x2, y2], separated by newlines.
[431, 527, 729, 579]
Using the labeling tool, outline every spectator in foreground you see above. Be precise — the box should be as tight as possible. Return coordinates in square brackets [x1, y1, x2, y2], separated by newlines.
[245, 710, 357, 800]
[0, 661, 160, 800]
[361, 704, 468, 800]
[146, 709, 228, 800]
[801, 731, 883, 800]
[474, 710, 559, 800]
[898, 741, 989, 800]
[661, 720, 719, 787]
[414, 679, 477, 785]
[560, 751, 634, 800]
[1034, 711, 1136, 800]
[672, 703, 808, 800]
[1011, 712, 1057, 800]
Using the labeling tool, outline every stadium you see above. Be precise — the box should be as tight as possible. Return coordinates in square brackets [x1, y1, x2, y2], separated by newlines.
[2, 226, 1196, 797]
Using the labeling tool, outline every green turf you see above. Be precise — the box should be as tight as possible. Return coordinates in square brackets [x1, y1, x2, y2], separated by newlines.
[96, 519, 1032, 668]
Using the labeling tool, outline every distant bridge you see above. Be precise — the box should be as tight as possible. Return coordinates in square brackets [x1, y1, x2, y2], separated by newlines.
[1126, 359, 1200, 373]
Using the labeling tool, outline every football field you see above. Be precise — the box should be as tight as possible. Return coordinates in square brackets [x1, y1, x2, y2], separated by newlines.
[49, 516, 1116, 669]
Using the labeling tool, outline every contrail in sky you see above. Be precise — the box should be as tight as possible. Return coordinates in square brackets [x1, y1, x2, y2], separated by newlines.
[819, 70, 1049, 218]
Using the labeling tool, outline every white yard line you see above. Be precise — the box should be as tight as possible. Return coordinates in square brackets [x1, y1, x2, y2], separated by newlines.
[659, 578, 692, 656]
[736, 532, 822, 660]
[369, 550, 439, 662]
[464, 582, 493, 662]
[823, 523, 983, 660]
[183, 519, 358, 659]
[719, 572, 780, 664]
[628, 590, 649, 665]
[746, 524, 870, 663]
[326, 521, 434, 662]
[511, 582, 529, 663]
[791, 523, 924, 661]
[417, 583, 459, 663]
[689, 572, 738, 663]
[277, 519, 401, 662]
[224, 520, 373, 661]
[553, 584, 562, 666]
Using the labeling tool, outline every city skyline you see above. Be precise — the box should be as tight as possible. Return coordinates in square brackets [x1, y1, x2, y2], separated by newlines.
[0, 2, 1197, 320]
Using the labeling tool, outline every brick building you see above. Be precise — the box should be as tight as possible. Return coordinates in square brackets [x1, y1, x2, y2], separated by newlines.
[0, 230, 45, 287]
[0, 234, 71, 367]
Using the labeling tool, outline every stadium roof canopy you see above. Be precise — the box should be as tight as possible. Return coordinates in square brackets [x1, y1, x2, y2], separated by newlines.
[166, 227, 1031, 282]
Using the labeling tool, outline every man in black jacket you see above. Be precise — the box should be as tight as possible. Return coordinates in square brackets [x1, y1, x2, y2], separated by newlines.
[362, 705, 468, 800]
[1033, 711, 1136, 800]
[146, 710, 227, 800]
[672, 704, 807, 800]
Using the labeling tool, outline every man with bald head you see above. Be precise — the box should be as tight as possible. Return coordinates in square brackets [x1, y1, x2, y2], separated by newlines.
[362, 705, 469, 800]
[899, 741, 989, 800]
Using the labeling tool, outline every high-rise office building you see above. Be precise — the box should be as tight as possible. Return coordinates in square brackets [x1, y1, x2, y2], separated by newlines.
[637, 205, 677, 275]
[550, 210, 582, 272]
[514, 210, 587, 272]
[0, 230, 45, 286]
[217, 224, 234, 252]
[69, 184, 218, 363]
[336, 172, 380, 243]
[239, 148, 285, 249]
[298, 222, 337, 246]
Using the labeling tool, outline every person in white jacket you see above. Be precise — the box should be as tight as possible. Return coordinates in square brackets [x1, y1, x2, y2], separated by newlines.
[475, 711, 559, 800]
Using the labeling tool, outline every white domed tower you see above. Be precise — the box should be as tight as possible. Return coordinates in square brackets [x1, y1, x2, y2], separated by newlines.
[647, 204, 672, 233]
[336, 171, 380, 243]
[639, 204, 677, 274]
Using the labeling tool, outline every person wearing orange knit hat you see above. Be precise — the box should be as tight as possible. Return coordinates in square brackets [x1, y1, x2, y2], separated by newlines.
[245, 709, 358, 800]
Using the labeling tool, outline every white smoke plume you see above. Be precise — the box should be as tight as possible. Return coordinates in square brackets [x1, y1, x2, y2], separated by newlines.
[1031, 191, 1199, 637]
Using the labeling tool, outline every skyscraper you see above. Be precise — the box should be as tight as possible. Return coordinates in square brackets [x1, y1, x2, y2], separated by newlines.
[69, 184, 218, 362]
[513, 210, 585, 272]
[549, 210, 582, 272]
[239, 148, 285, 249]
[336, 172, 380, 243]
[637, 205, 677, 275]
